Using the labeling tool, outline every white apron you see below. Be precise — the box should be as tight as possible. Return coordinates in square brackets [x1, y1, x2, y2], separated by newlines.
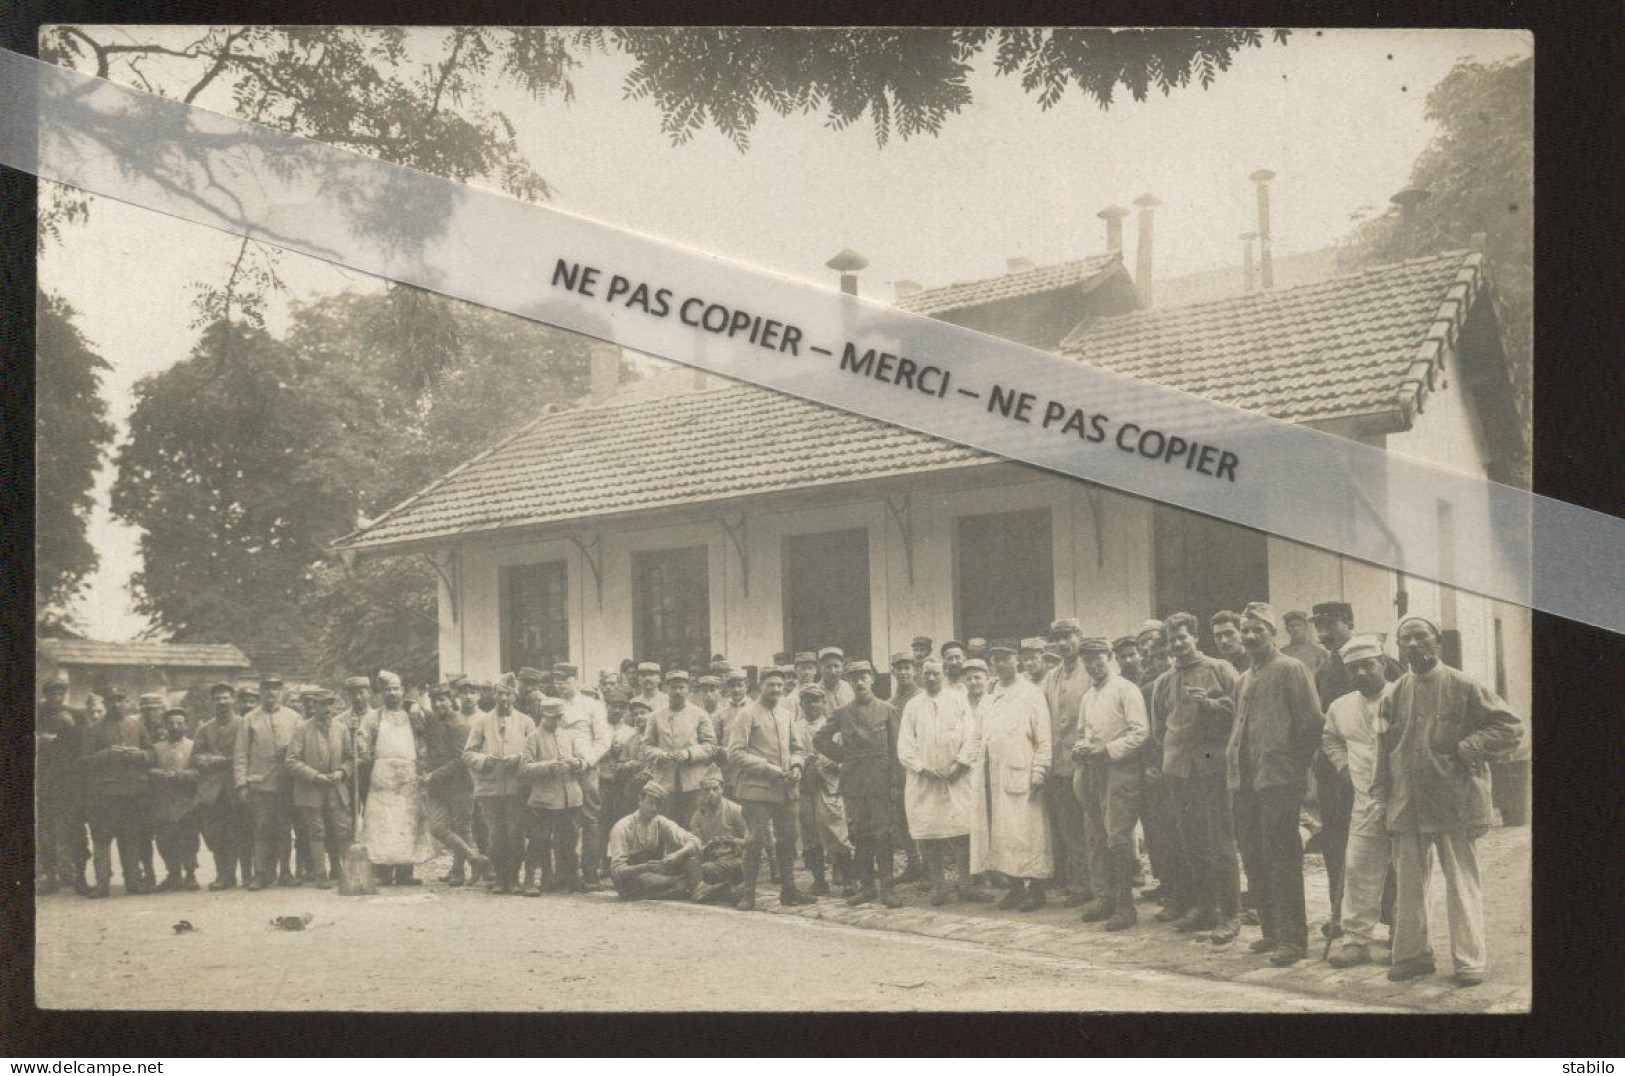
[361, 712, 435, 864]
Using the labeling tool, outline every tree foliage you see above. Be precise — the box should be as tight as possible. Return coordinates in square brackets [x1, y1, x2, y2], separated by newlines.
[1339, 56, 1532, 435]
[110, 289, 602, 682]
[35, 290, 115, 633]
[60, 26, 1286, 669]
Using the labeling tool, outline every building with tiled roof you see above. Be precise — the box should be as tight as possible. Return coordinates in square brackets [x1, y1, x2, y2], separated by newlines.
[333, 240, 1529, 725]
[36, 639, 252, 713]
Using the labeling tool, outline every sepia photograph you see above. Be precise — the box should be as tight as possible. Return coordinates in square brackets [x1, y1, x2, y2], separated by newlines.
[27, 24, 1538, 1016]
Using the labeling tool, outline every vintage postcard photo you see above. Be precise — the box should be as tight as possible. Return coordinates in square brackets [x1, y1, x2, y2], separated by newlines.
[30, 25, 1534, 1014]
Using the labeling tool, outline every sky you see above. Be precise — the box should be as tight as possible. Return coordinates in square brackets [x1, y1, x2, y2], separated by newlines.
[39, 26, 1532, 640]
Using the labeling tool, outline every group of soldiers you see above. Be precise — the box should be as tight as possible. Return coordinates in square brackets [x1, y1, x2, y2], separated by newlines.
[36, 598, 1523, 989]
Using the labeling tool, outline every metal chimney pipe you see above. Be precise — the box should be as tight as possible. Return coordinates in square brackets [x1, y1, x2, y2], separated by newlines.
[825, 248, 870, 297]
[1097, 204, 1129, 253]
[1132, 193, 1160, 308]
[1241, 231, 1258, 293]
[1249, 169, 1276, 289]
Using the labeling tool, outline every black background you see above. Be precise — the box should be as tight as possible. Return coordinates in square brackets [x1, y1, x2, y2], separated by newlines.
[3, 0, 1620, 1057]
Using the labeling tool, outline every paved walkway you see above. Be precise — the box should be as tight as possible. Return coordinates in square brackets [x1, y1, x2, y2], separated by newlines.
[723, 824, 1531, 1014]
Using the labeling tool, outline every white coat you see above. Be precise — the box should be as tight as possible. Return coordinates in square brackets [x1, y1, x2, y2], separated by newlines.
[970, 677, 1053, 879]
[896, 688, 981, 840]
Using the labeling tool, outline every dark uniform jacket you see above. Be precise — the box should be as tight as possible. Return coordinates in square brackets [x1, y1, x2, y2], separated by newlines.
[1225, 650, 1323, 793]
[82, 716, 156, 798]
[815, 697, 901, 800]
[36, 701, 86, 806]
[1151, 654, 1239, 778]
[424, 712, 474, 800]
[1376, 662, 1522, 833]
[191, 716, 241, 806]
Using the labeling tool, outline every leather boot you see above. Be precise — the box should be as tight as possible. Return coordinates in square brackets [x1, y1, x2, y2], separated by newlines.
[1105, 847, 1138, 932]
[90, 843, 113, 898]
[313, 864, 333, 890]
[737, 846, 760, 911]
[832, 850, 857, 897]
[1078, 888, 1113, 922]
[896, 841, 925, 884]
[806, 845, 830, 895]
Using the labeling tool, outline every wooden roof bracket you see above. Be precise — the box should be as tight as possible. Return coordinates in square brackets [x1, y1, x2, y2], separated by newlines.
[717, 513, 750, 596]
[568, 533, 605, 609]
[1079, 483, 1108, 570]
[420, 550, 460, 624]
[885, 493, 916, 586]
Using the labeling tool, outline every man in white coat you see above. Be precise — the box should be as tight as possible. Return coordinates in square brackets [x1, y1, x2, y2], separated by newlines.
[896, 659, 992, 906]
[1322, 635, 1397, 968]
[971, 641, 1054, 912]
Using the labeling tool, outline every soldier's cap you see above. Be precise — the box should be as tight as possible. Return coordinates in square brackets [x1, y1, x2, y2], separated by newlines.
[699, 774, 723, 789]
[538, 698, 566, 717]
[45, 674, 70, 691]
[911, 635, 933, 649]
[306, 689, 337, 704]
[636, 661, 662, 676]
[1138, 619, 1166, 637]
[1397, 615, 1442, 638]
[209, 681, 236, 694]
[772, 652, 792, 665]
[1078, 636, 1113, 654]
[551, 662, 579, 678]
[1042, 644, 1064, 659]
[343, 675, 371, 689]
[799, 683, 826, 699]
[376, 670, 403, 689]
[960, 658, 989, 673]
[842, 660, 875, 677]
[107, 686, 130, 699]
[581, 687, 601, 701]
[889, 652, 915, 667]
[494, 672, 519, 694]
[709, 661, 733, 676]
[1240, 602, 1279, 634]
[1339, 635, 1386, 665]
[966, 637, 989, 651]
[817, 646, 845, 662]
[1112, 636, 1140, 653]
[161, 705, 189, 718]
[940, 639, 966, 655]
[1283, 610, 1310, 625]
[258, 673, 285, 687]
[724, 669, 748, 684]
[628, 697, 654, 712]
[446, 673, 469, 687]
[793, 651, 818, 665]
[1311, 601, 1354, 624]
[696, 675, 721, 688]
[604, 688, 631, 705]
[985, 639, 1018, 656]
[457, 678, 483, 692]
[640, 781, 668, 802]
[1048, 617, 1082, 635]
[758, 666, 787, 682]
[234, 683, 259, 697]
[429, 683, 454, 698]
[664, 668, 691, 684]
[1019, 636, 1047, 653]
[138, 692, 166, 707]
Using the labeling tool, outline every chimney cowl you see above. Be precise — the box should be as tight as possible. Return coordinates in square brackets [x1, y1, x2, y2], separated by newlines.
[1133, 192, 1162, 208]
[1096, 205, 1129, 220]
[1249, 168, 1277, 183]
[825, 248, 870, 272]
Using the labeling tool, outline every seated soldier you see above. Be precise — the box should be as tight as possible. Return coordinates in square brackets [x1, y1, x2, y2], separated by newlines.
[687, 773, 748, 904]
[606, 781, 701, 901]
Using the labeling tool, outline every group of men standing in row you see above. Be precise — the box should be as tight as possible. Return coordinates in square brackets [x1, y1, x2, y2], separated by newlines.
[36, 597, 1522, 989]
